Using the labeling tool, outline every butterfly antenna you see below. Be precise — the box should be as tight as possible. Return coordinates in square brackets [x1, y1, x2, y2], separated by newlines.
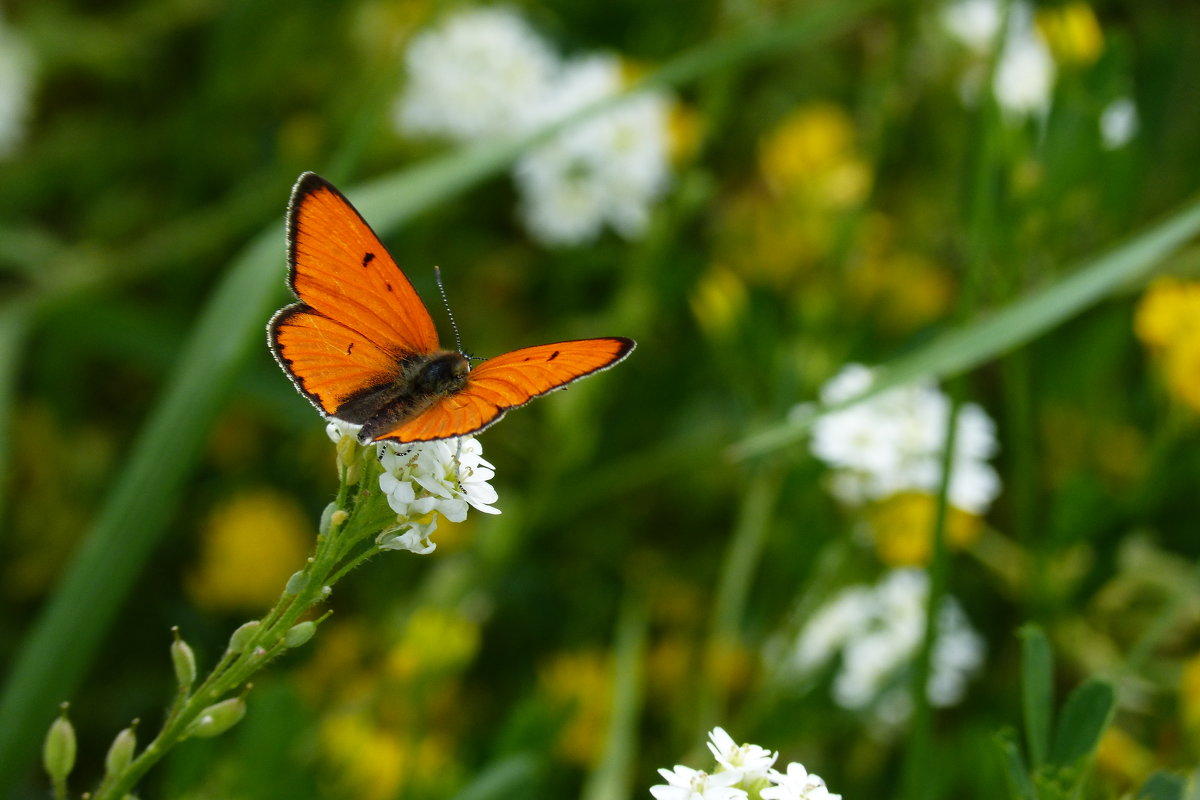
[434, 266, 466, 356]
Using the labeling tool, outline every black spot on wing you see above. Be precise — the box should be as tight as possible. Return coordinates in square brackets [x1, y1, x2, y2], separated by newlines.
[548, 350, 560, 361]
[362, 252, 375, 267]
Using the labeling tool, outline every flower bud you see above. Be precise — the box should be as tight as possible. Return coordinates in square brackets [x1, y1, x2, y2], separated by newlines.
[318, 502, 337, 535]
[104, 723, 137, 780]
[43, 706, 76, 783]
[186, 697, 246, 738]
[334, 435, 361, 485]
[284, 569, 309, 596]
[227, 621, 261, 654]
[171, 628, 196, 689]
[284, 621, 316, 648]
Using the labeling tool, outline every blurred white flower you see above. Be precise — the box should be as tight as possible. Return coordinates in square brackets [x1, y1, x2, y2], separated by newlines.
[940, 0, 1002, 53]
[806, 364, 1000, 514]
[793, 569, 985, 725]
[514, 54, 673, 246]
[706, 727, 777, 784]
[992, 3, 1056, 118]
[0, 13, 35, 158]
[793, 586, 875, 671]
[1100, 97, 1138, 149]
[761, 762, 842, 800]
[394, 6, 559, 142]
[649, 765, 747, 800]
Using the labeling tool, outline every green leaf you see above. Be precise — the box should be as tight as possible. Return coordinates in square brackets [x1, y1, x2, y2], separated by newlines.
[1137, 772, 1187, 800]
[0, 3, 883, 784]
[731, 196, 1200, 460]
[1048, 678, 1116, 768]
[994, 730, 1037, 800]
[1019, 625, 1054, 768]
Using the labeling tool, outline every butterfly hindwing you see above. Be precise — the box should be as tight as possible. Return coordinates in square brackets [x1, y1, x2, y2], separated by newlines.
[286, 172, 440, 357]
[371, 337, 636, 443]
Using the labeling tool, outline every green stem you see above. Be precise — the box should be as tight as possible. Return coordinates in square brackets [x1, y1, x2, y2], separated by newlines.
[91, 461, 390, 800]
[900, 379, 962, 799]
[697, 464, 784, 730]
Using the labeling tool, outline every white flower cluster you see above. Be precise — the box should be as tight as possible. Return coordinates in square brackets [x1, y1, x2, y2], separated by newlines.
[805, 363, 1000, 514]
[939, 0, 1056, 119]
[650, 728, 840, 800]
[395, 6, 674, 247]
[394, 7, 557, 143]
[0, 13, 34, 159]
[326, 421, 500, 555]
[793, 569, 985, 726]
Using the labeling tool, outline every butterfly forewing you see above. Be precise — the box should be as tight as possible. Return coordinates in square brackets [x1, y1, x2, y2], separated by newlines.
[287, 173, 440, 356]
[371, 337, 635, 443]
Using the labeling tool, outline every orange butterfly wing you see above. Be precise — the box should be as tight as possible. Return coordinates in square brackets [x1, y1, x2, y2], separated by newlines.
[269, 172, 441, 416]
[371, 337, 636, 443]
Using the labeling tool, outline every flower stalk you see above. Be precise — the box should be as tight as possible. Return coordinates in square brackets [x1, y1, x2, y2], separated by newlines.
[87, 429, 497, 800]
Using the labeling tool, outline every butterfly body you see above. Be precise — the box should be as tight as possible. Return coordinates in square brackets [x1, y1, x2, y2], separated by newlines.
[334, 350, 471, 441]
[269, 173, 635, 444]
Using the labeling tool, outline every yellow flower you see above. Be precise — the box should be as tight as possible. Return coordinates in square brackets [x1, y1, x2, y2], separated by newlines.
[538, 651, 612, 766]
[668, 102, 703, 165]
[716, 189, 825, 285]
[1035, 3, 1104, 67]
[319, 715, 456, 800]
[1134, 277, 1200, 412]
[320, 715, 407, 800]
[1095, 726, 1155, 789]
[386, 607, 481, 682]
[758, 103, 871, 207]
[1134, 276, 1200, 348]
[186, 489, 311, 612]
[690, 265, 748, 339]
[1162, 324, 1200, 411]
[847, 225, 955, 334]
[1182, 651, 1200, 736]
[867, 491, 984, 567]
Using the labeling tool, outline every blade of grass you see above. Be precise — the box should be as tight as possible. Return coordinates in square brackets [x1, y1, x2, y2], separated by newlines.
[697, 464, 784, 731]
[0, 305, 32, 534]
[449, 754, 541, 800]
[581, 596, 647, 800]
[730, 196, 1200, 460]
[0, 5, 882, 786]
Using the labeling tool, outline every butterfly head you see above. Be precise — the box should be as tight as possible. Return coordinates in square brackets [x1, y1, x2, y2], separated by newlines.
[413, 351, 471, 397]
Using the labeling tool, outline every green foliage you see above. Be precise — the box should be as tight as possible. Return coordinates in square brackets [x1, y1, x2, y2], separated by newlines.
[1002, 625, 1118, 799]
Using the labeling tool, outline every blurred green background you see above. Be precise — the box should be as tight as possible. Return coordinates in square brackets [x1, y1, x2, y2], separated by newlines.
[2, 0, 1200, 798]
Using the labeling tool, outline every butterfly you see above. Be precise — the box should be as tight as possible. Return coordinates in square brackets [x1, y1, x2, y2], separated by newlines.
[268, 172, 636, 444]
